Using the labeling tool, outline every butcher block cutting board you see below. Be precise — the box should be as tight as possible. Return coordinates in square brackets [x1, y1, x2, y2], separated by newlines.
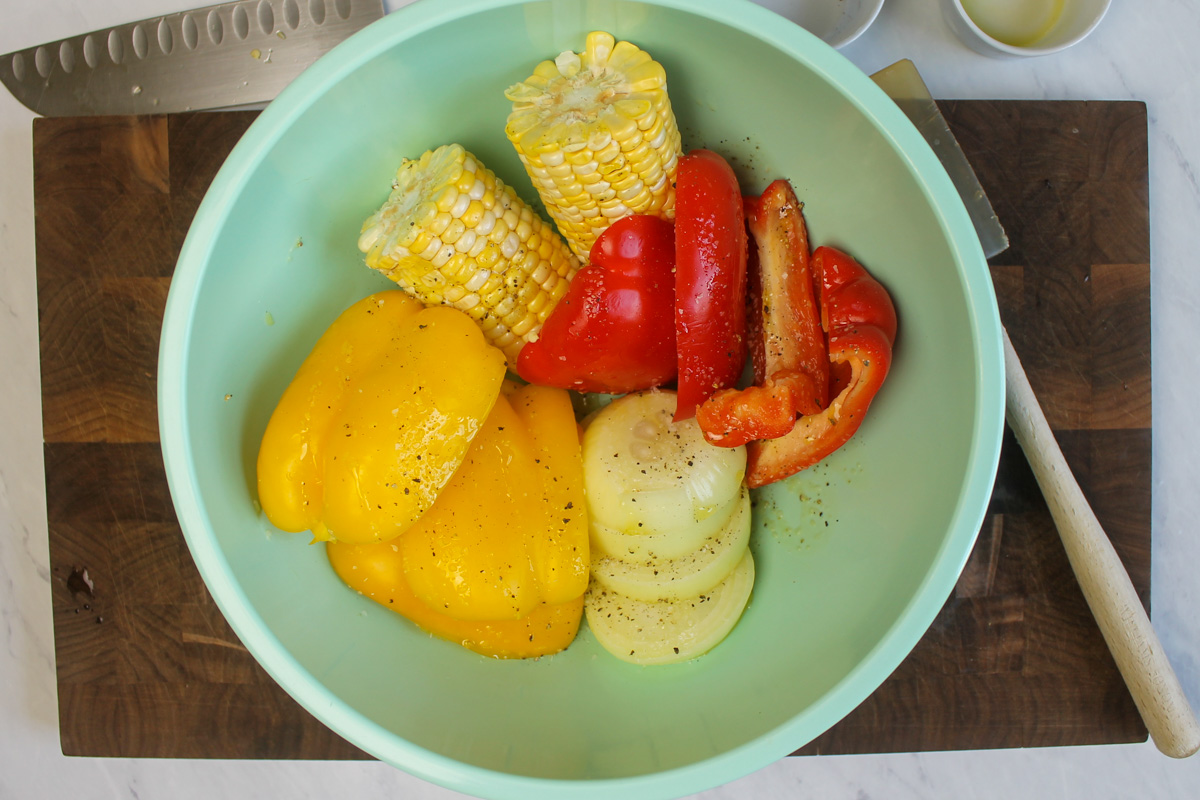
[35, 100, 1151, 759]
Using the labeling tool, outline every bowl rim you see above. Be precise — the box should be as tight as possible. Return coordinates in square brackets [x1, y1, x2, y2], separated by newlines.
[828, 0, 886, 49]
[158, 0, 1005, 797]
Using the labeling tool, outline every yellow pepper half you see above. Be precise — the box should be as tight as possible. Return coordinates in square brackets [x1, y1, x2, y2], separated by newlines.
[327, 382, 590, 657]
[256, 291, 506, 544]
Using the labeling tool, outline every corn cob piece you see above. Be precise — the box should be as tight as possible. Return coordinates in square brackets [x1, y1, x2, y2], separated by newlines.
[358, 143, 581, 363]
[504, 31, 682, 260]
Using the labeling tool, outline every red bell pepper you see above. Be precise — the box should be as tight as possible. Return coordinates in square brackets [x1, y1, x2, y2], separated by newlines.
[516, 214, 677, 394]
[697, 180, 828, 446]
[749, 245, 896, 487]
[673, 149, 748, 421]
[696, 181, 897, 488]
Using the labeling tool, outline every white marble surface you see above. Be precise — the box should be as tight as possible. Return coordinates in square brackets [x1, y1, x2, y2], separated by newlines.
[2, 0, 1198, 797]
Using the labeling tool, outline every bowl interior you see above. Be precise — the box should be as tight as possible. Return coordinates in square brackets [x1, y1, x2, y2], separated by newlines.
[161, 0, 1002, 796]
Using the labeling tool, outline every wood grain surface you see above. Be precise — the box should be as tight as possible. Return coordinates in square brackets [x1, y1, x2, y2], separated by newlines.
[35, 101, 1151, 759]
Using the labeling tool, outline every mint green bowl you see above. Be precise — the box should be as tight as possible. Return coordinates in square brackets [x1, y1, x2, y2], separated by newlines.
[158, 0, 1004, 796]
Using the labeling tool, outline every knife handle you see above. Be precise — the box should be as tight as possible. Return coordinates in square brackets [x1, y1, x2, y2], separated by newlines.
[1003, 327, 1200, 758]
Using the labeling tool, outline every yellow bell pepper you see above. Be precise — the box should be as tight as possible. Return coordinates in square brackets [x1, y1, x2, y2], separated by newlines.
[508, 382, 591, 606]
[256, 291, 506, 544]
[326, 542, 584, 659]
[326, 382, 590, 657]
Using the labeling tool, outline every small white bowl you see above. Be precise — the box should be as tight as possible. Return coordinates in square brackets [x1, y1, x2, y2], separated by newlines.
[942, 0, 1111, 58]
[756, 0, 886, 49]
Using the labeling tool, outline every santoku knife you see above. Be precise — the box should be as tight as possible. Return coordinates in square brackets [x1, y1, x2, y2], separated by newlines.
[0, 0, 384, 116]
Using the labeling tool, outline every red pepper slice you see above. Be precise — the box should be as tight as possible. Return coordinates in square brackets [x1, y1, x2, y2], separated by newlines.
[694, 177, 897, 486]
[697, 180, 828, 446]
[516, 214, 677, 394]
[745, 246, 896, 487]
[673, 149, 748, 421]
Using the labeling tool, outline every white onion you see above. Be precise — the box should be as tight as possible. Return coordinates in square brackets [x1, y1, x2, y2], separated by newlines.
[590, 487, 750, 601]
[582, 390, 745, 540]
[584, 552, 755, 665]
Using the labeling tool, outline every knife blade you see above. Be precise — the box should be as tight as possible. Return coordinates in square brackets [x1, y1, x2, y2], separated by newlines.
[0, 0, 384, 116]
[871, 59, 1009, 259]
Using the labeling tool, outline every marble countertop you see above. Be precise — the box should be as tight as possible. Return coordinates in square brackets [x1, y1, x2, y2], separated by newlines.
[2, 0, 1197, 797]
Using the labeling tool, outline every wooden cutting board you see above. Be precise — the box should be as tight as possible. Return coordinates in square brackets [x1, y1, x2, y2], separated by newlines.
[35, 101, 1151, 759]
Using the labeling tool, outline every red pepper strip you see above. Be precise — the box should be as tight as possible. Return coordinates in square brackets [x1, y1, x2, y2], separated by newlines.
[744, 246, 897, 488]
[673, 149, 748, 421]
[747, 181, 829, 403]
[696, 180, 827, 446]
[516, 215, 677, 394]
[695, 370, 822, 447]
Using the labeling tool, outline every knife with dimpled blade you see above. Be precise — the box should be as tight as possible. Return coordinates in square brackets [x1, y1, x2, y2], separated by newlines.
[0, 0, 384, 116]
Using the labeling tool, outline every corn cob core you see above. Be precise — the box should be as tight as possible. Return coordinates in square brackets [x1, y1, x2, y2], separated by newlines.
[505, 31, 682, 261]
[358, 143, 580, 364]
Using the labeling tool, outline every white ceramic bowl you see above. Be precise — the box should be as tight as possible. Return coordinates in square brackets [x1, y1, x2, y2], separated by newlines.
[756, 0, 886, 48]
[942, 0, 1111, 57]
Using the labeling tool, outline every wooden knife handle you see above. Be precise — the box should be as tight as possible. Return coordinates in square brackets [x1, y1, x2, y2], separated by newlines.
[1003, 327, 1200, 758]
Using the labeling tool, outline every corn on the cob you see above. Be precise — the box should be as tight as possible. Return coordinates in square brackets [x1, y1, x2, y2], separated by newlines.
[358, 143, 580, 363]
[504, 31, 681, 260]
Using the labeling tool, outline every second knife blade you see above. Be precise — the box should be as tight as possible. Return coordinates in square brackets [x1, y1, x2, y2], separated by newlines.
[871, 59, 1009, 260]
[0, 0, 384, 117]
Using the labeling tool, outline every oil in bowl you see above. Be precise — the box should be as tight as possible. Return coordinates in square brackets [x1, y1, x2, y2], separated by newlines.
[944, 0, 1111, 56]
[959, 0, 1064, 47]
